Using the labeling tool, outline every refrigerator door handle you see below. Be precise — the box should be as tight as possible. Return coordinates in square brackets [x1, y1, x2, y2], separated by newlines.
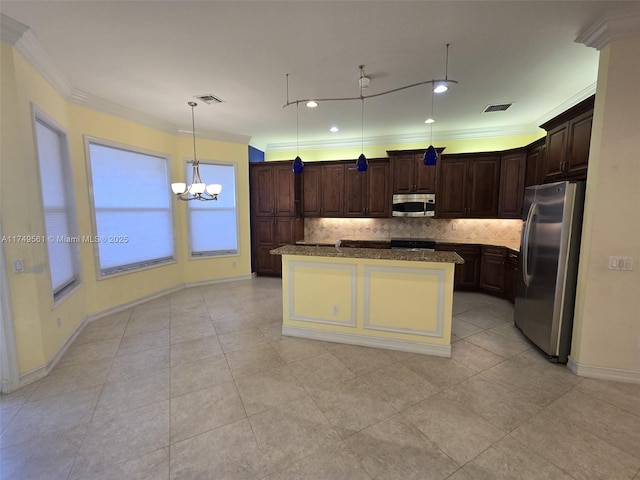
[522, 201, 537, 287]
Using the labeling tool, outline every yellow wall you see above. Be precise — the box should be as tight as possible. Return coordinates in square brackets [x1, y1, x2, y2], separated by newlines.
[571, 36, 640, 376]
[1, 43, 251, 378]
[265, 133, 544, 161]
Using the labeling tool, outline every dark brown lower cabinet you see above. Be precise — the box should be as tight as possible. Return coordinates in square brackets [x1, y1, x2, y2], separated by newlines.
[253, 217, 303, 276]
[436, 243, 481, 291]
[504, 249, 519, 303]
[480, 246, 506, 295]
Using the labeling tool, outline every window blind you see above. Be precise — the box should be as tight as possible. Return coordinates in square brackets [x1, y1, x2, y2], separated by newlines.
[35, 118, 78, 297]
[187, 163, 238, 256]
[88, 143, 174, 275]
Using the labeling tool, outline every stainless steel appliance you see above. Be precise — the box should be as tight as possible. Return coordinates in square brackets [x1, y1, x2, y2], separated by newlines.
[392, 193, 435, 217]
[514, 181, 585, 363]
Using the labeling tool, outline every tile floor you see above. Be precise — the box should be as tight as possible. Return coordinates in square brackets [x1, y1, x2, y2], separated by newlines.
[1, 277, 639, 479]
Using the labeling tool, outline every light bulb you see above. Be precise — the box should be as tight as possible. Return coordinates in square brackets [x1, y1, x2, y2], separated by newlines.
[206, 184, 222, 195]
[171, 183, 186, 194]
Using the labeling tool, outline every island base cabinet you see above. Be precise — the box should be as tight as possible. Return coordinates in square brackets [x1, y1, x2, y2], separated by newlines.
[278, 254, 455, 357]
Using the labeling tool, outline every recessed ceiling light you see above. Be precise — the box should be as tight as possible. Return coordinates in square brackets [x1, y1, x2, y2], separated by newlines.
[306, 101, 318, 108]
[330, 126, 339, 133]
[425, 118, 435, 124]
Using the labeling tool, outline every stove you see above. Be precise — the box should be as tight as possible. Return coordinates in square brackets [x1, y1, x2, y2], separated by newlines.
[389, 238, 436, 251]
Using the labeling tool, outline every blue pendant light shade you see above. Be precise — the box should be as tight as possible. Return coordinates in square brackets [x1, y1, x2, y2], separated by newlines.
[423, 145, 437, 166]
[292, 155, 304, 173]
[356, 153, 368, 172]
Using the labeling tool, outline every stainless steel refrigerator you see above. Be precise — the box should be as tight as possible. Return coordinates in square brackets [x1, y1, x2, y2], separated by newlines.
[514, 181, 585, 363]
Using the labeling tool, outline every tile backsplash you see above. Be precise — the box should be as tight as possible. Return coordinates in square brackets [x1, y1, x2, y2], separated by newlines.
[304, 217, 523, 244]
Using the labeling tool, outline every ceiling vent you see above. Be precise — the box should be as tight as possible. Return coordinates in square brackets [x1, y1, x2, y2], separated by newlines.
[194, 94, 224, 105]
[483, 103, 512, 113]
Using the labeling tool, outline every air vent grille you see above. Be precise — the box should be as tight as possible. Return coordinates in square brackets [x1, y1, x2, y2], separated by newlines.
[483, 103, 512, 113]
[195, 94, 224, 104]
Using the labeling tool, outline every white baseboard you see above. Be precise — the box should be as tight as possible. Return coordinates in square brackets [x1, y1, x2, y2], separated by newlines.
[567, 356, 640, 385]
[16, 275, 256, 390]
[282, 325, 451, 358]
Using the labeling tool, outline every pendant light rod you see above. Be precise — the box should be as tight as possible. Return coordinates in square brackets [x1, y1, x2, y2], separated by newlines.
[171, 101, 222, 201]
[283, 44, 457, 108]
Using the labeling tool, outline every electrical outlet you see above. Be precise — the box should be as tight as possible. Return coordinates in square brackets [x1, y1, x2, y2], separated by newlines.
[56, 317, 61, 328]
[232, 261, 236, 268]
[332, 305, 339, 316]
[12, 259, 24, 273]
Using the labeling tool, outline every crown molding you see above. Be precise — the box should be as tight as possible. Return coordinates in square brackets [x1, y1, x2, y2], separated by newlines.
[2, 15, 74, 97]
[576, 9, 640, 50]
[534, 82, 597, 127]
[0, 13, 28, 44]
[265, 124, 539, 152]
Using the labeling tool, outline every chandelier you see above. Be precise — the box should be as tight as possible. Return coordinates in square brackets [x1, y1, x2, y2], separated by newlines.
[284, 44, 456, 173]
[171, 102, 222, 201]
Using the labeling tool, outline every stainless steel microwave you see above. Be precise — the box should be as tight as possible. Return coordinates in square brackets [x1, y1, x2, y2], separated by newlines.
[392, 193, 436, 217]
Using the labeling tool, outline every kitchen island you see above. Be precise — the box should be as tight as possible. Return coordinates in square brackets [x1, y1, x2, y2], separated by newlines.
[270, 245, 463, 358]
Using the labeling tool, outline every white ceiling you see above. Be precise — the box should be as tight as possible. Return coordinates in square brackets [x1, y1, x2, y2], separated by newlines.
[1, 1, 636, 152]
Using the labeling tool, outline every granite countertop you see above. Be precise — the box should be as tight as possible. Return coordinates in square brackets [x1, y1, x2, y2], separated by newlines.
[271, 245, 464, 264]
[297, 238, 520, 252]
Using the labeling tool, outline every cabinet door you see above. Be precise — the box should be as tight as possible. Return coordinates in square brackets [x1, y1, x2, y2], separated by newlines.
[436, 244, 480, 290]
[273, 164, 297, 216]
[302, 164, 322, 217]
[467, 156, 500, 218]
[544, 123, 568, 182]
[504, 250, 519, 303]
[367, 161, 390, 217]
[436, 158, 467, 217]
[566, 111, 592, 179]
[391, 154, 416, 194]
[525, 143, 544, 187]
[320, 164, 344, 217]
[498, 152, 526, 218]
[252, 218, 278, 275]
[415, 156, 437, 193]
[251, 165, 275, 216]
[480, 246, 506, 295]
[344, 167, 367, 217]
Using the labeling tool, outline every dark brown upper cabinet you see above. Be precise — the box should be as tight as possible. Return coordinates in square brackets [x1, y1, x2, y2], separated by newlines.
[250, 162, 300, 217]
[344, 159, 390, 218]
[388, 149, 442, 194]
[540, 95, 594, 183]
[436, 154, 501, 218]
[498, 150, 526, 218]
[302, 162, 345, 217]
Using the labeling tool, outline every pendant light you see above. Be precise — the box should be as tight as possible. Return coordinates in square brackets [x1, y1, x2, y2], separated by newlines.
[423, 87, 438, 166]
[171, 102, 222, 201]
[292, 101, 304, 173]
[356, 70, 368, 172]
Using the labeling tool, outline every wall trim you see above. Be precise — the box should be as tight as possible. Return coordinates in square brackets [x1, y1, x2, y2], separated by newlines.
[362, 265, 445, 338]
[288, 261, 358, 327]
[575, 10, 640, 50]
[567, 356, 640, 385]
[283, 325, 451, 358]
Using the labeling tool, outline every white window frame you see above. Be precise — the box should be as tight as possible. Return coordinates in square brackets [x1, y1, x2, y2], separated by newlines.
[84, 136, 177, 278]
[186, 160, 240, 259]
[32, 106, 81, 303]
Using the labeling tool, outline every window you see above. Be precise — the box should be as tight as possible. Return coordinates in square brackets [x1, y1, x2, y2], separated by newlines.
[34, 116, 80, 299]
[187, 162, 238, 256]
[87, 141, 174, 276]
